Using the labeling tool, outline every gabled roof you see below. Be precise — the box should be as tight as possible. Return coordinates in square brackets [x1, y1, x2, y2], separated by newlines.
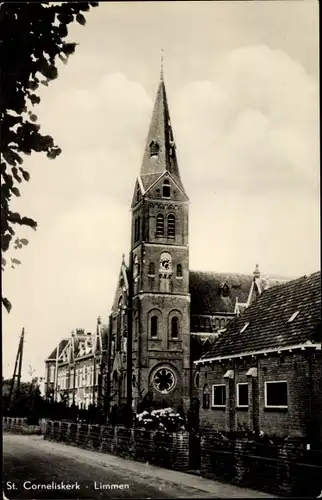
[46, 339, 69, 361]
[189, 271, 253, 314]
[189, 270, 291, 315]
[199, 271, 321, 361]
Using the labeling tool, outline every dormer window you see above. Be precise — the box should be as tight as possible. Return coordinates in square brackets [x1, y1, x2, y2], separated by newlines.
[149, 140, 160, 157]
[219, 282, 230, 297]
[240, 322, 250, 333]
[162, 178, 171, 198]
[287, 311, 299, 323]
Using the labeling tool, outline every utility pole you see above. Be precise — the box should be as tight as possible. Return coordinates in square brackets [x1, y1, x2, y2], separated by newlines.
[8, 328, 25, 409]
[126, 253, 133, 408]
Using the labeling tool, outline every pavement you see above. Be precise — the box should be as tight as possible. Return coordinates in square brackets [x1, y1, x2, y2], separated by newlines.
[3, 434, 275, 499]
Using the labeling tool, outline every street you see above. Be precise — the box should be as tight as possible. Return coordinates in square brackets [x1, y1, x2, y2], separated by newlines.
[3, 434, 214, 499]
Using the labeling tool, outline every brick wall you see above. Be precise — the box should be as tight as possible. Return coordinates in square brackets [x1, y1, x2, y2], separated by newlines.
[199, 352, 322, 441]
[200, 428, 322, 497]
[3, 417, 40, 435]
[44, 421, 189, 471]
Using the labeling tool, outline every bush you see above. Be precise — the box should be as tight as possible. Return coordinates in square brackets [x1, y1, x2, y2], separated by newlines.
[136, 407, 185, 432]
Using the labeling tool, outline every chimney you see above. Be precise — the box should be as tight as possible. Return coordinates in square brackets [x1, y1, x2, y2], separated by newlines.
[253, 264, 260, 280]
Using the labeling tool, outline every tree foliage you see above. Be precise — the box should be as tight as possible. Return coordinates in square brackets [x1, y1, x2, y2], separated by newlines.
[2, 377, 44, 418]
[0, 2, 98, 312]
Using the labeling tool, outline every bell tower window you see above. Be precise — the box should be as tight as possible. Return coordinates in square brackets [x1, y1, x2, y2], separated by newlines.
[156, 213, 164, 236]
[171, 316, 179, 339]
[167, 214, 175, 237]
[151, 316, 158, 338]
[162, 179, 171, 198]
[148, 262, 155, 276]
[149, 140, 160, 157]
[134, 216, 141, 242]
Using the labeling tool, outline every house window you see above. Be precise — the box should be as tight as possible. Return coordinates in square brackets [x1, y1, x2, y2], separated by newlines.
[237, 383, 249, 407]
[151, 316, 158, 338]
[176, 264, 182, 278]
[156, 213, 164, 236]
[162, 179, 171, 198]
[212, 384, 226, 407]
[148, 262, 155, 276]
[171, 316, 179, 339]
[167, 214, 175, 237]
[265, 381, 288, 409]
[203, 384, 210, 409]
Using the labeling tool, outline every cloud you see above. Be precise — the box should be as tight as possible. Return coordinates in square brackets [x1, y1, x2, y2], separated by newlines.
[2, 43, 319, 382]
[173, 45, 319, 195]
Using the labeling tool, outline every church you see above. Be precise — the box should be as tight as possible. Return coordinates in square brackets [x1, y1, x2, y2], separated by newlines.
[105, 68, 288, 412]
[45, 68, 289, 412]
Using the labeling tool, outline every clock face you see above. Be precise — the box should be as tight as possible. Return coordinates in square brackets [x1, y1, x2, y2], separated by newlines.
[160, 252, 172, 271]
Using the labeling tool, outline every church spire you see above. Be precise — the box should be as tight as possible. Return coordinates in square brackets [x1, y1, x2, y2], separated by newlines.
[140, 62, 181, 185]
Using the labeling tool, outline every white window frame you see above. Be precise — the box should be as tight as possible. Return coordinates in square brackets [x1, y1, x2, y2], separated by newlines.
[211, 384, 226, 408]
[236, 382, 249, 408]
[264, 380, 288, 409]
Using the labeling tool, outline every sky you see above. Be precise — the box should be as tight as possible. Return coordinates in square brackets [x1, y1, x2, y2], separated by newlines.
[2, 1, 319, 381]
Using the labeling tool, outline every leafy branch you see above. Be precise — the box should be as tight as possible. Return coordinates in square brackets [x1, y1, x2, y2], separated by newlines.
[0, 2, 99, 312]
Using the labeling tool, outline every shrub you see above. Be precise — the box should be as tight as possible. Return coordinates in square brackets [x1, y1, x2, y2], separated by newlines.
[136, 407, 185, 432]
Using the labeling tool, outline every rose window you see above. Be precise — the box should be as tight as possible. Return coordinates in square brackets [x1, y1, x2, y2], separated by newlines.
[153, 367, 176, 394]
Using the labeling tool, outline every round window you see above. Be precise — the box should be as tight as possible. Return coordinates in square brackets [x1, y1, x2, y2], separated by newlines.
[153, 367, 176, 394]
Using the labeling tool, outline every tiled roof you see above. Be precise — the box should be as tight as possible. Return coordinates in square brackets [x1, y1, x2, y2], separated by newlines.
[46, 339, 68, 361]
[200, 271, 321, 360]
[189, 271, 292, 315]
[189, 271, 253, 314]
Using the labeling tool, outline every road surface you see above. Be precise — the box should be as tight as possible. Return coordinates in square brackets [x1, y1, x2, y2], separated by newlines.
[3, 434, 214, 499]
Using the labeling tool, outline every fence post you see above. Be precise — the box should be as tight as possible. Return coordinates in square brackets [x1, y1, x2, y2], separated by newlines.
[173, 431, 189, 471]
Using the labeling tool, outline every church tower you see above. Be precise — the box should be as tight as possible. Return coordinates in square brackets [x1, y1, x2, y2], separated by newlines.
[130, 66, 190, 410]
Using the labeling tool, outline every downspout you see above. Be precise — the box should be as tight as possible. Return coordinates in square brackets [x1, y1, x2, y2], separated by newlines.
[306, 349, 314, 445]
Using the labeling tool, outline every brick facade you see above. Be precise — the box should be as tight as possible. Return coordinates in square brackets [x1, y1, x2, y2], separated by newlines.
[199, 351, 322, 442]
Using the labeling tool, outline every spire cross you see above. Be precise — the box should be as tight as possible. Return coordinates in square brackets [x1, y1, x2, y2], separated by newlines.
[160, 49, 164, 80]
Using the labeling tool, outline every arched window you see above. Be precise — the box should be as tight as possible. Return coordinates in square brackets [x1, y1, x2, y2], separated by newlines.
[137, 216, 141, 241]
[133, 255, 139, 277]
[162, 179, 170, 198]
[148, 262, 155, 276]
[156, 213, 164, 236]
[215, 318, 220, 329]
[134, 217, 141, 242]
[176, 264, 182, 278]
[151, 316, 158, 338]
[171, 316, 179, 339]
[167, 214, 175, 237]
[203, 384, 210, 409]
[220, 318, 225, 329]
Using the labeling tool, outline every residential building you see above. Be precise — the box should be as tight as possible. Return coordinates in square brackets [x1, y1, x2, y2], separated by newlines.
[195, 272, 321, 443]
[44, 317, 107, 409]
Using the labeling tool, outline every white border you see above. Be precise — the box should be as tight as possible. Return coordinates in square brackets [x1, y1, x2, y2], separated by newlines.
[211, 383, 226, 408]
[264, 380, 288, 409]
[236, 382, 249, 408]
